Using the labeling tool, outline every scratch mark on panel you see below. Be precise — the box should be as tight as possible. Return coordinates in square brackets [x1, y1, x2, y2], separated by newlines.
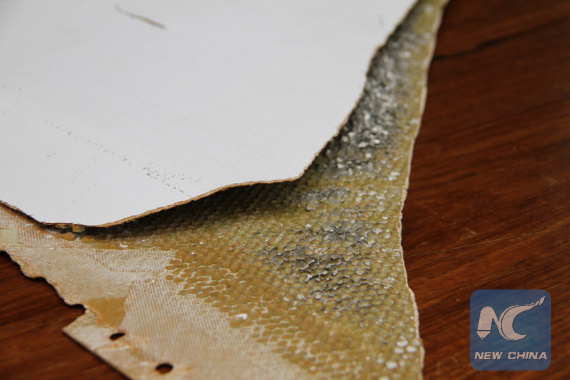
[116, 5, 166, 30]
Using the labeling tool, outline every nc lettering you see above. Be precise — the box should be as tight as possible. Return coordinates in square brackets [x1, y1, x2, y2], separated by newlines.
[477, 296, 546, 340]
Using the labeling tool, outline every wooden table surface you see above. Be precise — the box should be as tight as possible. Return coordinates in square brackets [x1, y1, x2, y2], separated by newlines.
[1, 0, 568, 378]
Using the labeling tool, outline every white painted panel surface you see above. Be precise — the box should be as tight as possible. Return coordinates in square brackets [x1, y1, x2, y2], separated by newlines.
[0, 0, 415, 226]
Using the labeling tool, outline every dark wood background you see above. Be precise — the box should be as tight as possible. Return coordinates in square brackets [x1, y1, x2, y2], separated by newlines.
[1, 0, 568, 378]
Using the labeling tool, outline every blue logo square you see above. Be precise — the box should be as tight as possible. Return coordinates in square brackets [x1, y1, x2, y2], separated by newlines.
[470, 289, 551, 371]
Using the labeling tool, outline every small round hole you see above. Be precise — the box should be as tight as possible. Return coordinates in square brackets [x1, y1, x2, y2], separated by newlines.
[155, 363, 173, 374]
[109, 332, 125, 341]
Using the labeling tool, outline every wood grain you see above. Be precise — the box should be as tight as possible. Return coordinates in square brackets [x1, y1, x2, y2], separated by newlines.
[403, 0, 570, 379]
[1, 0, 568, 378]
